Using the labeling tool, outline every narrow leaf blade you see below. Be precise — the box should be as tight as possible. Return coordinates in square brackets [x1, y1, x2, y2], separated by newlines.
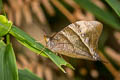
[105, 0, 120, 17]
[74, 0, 120, 30]
[19, 69, 43, 80]
[0, 41, 18, 80]
[9, 25, 74, 73]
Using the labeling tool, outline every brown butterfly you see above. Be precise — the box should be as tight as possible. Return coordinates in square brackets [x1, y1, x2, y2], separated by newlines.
[45, 21, 103, 61]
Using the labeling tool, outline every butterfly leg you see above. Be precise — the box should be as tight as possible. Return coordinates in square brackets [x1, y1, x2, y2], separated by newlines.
[39, 47, 46, 55]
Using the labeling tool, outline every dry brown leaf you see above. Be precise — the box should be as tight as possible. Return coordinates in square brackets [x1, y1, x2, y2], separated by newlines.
[92, 0, 106, 9]
[23, 4, 32, 23]
[50, 0, 76, 23]
[16, 61, 23, 69]
[85, 12, 95, 20]
[98, 51, 120, 78]
[44, 67, 53, 80]
[31, 0, 47, 24]
[36, 64, 44, 78]
[73, 9, 86, 20]
[63, 0, 79, 9]
[105, 47, 120, 66]
[15, 9, 22, 26]
[114, 31, 120, 45]
[4, 4, 14, 22]
[41, 0, 55, 16]
[17, 54, 34, 71]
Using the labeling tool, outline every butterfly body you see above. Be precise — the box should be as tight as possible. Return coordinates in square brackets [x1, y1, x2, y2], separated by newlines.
[46, 21, 103, 61]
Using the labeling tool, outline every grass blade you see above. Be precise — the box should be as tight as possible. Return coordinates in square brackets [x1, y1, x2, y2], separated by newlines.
[0, 41, 18, 80]
[9, 25, 74, 73]
[19, 69, 43, 80]
[105, 0, 120, 17]
[74, 0, 120, 30]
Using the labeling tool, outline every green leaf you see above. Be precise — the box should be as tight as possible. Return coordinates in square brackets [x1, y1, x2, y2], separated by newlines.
[9, 25, 47, 57]
[105, 0, 120, 17]
[74, 0, 120, 30]
[0, 15, 12, 36]
[0, 40, 18, 80]
[9, 25, 74, 73]
[42, 48, 74, 72]
[19, 69, 43, 80]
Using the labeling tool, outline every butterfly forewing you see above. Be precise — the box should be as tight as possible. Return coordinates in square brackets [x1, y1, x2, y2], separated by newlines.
[46, 21, 103, 61]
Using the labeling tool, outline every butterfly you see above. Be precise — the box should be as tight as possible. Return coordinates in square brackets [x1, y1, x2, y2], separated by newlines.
[45, 21, 103, 61]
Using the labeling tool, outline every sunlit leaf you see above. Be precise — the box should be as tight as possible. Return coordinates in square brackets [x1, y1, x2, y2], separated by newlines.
[0, 15, 12, 36]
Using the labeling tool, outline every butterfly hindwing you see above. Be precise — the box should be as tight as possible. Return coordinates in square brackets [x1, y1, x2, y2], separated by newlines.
[46, 21, 103, 60]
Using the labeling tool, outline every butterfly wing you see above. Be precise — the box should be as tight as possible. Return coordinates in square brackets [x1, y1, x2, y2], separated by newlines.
[69, 21, 103, 60]
[47, 21, 103, 60]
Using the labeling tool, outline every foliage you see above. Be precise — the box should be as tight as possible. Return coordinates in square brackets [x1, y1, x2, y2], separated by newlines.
[18, 69, 42, 80]
[0, 0, 120, 80]
[0, 1, 73, 79]
[74, 0, 120, 30]
[105, 0, 120, 17]
[0, 11, 73, 80]
[0, 41, 18, 80]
